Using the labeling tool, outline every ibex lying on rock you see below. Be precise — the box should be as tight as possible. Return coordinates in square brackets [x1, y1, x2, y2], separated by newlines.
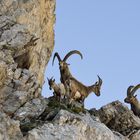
[124, 84, 140, 117]
[52, 50, 102, 102]
[47, 77, 66, 101]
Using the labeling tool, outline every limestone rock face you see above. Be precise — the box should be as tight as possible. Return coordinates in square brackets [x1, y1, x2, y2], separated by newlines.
[0, 0, 55, 85]
[0, 0, 56, 139]
[0, 112, 23, 140]
[129, 130, 140, 140]
[13, 97, 48, 121]
[97, 101, 140, 136]
[25, 110, 127, 140]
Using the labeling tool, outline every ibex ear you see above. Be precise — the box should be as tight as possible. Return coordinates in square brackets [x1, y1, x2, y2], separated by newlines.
[134, 95, 137, 98]
[53, 79, 55, 82]
[95, 82, 98, 85]
[47, 77, 49, 82]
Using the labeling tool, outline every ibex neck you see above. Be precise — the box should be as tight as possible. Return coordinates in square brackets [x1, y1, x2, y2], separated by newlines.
[53, 83, 59, 90]
[60, 69, 72, 83]
[87, 85, 96, 94]
[131, 99, 139, 109]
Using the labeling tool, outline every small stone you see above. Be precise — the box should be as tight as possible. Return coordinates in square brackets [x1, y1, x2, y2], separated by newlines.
[0, 112, 23, 139]
[3, 91, 28, 115]
[7, 68, 14, 79]
[13, 79, 22, 89]
[0, 86, 13, 103]
[14, 68, 22, 79]
[14, 98, 47, 121]
[23, 69, 30, 76]
[0, 61, 7, 87]
[20, 74, 29, 84]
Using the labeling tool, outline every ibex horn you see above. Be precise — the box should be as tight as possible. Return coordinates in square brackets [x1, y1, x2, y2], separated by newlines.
[97, 75, 102, 86]
[52, 52, 62, 65]
[127, 85, 134, 96]
[47, 77, 49, 82]
[47, 77, 53, 82]
[63, 50, 83, 62]
[130, 84, 140, 96]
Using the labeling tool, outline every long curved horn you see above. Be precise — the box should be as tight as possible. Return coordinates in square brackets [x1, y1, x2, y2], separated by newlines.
[52, 52, 62, 65]
[63, 50, 83, 62]
[97, 75, 102, 86]
[127, 85, 134, 96]
[131, 84, 140, 96]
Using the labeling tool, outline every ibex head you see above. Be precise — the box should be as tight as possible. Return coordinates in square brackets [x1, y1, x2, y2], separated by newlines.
[93, 75, 103, 96]
[47, 77, 55, 90]
[52, 50, 83, 71]
[124, 84, 140, 104]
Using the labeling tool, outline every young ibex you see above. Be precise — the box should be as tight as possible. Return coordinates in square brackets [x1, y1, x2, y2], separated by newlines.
[52, 50, 102, 102]
[47, 77, 66, 101]
[124, 84, 140, 117]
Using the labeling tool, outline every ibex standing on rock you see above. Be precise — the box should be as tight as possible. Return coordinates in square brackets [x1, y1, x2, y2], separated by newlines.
[52, 50, 102, 103]
[47, 77, 66, 101]
[69, 76, 102, 103]
[124, 84, 140, 117]
[52, 50, 83, 83]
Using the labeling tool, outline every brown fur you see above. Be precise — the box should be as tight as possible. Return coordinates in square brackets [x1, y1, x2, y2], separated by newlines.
[47, 77, 66, 101]
[68, 76, 102, 102]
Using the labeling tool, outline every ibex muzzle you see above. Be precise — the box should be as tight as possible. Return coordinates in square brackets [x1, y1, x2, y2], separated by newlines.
[93, 75, 102, 96]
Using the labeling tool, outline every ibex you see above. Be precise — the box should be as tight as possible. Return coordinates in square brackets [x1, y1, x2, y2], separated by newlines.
[52, 50, 83, 84]
[124, 84, 140, 117]
[52, 50, 102, 102]
[69, 75, 102, 103]
[47, 77, 66, 101]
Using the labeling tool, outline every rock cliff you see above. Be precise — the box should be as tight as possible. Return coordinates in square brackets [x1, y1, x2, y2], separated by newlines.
[0, 0, 140, 140]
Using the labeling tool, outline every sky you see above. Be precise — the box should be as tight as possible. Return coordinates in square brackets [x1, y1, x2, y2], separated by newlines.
[42, 0, 140, 109]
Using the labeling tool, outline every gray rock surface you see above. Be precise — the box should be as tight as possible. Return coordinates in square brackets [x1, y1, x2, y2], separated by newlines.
[0, 112, 23, 140]
[14, 98, 48, 121]
[129, 130, 140, 140]
[25, 110, 128, 140]
[0, 0, 55, 85]
[96, 101, 140, 136]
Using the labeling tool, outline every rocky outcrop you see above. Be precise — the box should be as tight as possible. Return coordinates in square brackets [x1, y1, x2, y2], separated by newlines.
[129, 130, 140, 140]
[97, 101, 140, 136]
[24, 109, 127, 140]
[0, 0, 55, 139]
[89, 101, 140, 140]
[0, 0, 55, 85]
[0, 112, 23, 140]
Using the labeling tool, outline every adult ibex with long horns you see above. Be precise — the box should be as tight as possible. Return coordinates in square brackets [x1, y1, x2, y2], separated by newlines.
[52, 50, 102, 102]
[124, 84, 140, 117]
[52, 50, 83, 83]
